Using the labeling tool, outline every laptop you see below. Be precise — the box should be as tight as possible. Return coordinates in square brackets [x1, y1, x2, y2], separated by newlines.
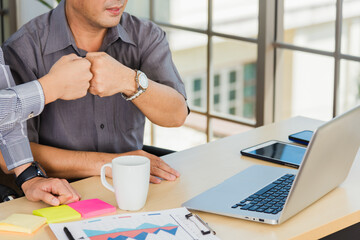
[182, 105, 360, 224]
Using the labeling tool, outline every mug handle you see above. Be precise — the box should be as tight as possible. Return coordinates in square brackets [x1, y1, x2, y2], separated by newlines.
[100, 163, 115, 192]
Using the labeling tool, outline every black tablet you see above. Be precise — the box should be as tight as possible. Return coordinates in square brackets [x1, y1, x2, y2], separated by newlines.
[240, 140, 306, 168]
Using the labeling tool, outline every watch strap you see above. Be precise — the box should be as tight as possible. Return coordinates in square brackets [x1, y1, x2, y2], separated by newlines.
[121, 70, 147, 101]
[15, 162, 47, 188]
[121, 89, 144, 101]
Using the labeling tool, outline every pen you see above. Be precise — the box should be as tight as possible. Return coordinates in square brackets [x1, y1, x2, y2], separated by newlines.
[63, 227, 75, 240]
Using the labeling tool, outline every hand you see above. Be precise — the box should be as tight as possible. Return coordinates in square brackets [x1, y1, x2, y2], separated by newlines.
[86, 52, 136, 97]
[130, 150, 180, 183]
[106, 150, 180, 184]
[39, 54, 93, 103]
[21, 177, 81, 206]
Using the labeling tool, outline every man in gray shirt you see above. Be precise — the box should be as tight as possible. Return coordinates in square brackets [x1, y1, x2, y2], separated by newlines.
[0, 48, 92, 205]
[2, 0, 188, 183]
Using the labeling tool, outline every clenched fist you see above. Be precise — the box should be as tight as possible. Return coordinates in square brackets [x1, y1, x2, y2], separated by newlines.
[39, 54, 93, 104]
[86, 52, 136, 97]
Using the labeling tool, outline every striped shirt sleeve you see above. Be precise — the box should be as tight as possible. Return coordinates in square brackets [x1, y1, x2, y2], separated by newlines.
[0, 49, 45, 170]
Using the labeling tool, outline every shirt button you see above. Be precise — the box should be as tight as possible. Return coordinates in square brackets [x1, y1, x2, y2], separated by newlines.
[100, 124, 105, 129]
[28, 112, 34, 119]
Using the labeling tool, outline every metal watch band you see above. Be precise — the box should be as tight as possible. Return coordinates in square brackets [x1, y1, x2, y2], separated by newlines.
[121, 89, 144, 101]
[121, 70, 147, 101]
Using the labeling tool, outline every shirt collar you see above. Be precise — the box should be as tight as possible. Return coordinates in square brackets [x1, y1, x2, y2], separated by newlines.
[44, 0, 136, 56]
[44, 0, 76, 55]
[101, 21, 136, 51]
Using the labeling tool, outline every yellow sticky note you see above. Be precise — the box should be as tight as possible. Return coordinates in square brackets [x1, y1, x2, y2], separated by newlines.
[33, 205, 81, 223]
[0, 213, 47, 234]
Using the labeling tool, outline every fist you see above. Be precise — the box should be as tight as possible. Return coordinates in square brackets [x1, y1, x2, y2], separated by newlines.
[49, 54, 93, 100]
[86, 52, 136, 97]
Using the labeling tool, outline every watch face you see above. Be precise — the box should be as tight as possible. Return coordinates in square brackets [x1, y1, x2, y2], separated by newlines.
[139, 73, 148, 89]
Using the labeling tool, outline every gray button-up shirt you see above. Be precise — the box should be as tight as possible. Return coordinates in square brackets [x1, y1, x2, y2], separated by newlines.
[2, 0, 186, 154]
[0, 48, 44, 170]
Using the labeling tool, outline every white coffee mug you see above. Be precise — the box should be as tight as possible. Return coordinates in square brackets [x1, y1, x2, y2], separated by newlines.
[100, 156, 150, 211]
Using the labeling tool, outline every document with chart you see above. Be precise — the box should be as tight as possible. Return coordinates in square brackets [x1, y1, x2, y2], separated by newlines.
[49, 207, 219, 240]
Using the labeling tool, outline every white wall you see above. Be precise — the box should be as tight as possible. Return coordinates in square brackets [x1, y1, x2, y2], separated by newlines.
[16, 0, 57, 29]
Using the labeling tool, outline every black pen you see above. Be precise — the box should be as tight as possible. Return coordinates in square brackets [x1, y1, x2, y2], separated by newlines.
[63, 227, 75, 240]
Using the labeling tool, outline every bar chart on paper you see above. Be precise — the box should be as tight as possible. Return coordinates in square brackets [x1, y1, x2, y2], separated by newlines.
[81, 221, 181, 240]
[49, 208, 218, 240]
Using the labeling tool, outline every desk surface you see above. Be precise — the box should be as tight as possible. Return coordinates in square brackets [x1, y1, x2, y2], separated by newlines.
[1, 116, 360, 240]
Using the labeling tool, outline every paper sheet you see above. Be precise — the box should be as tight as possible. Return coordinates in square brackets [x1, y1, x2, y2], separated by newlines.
[68, 199, 116, 218]
[0, 213, 46, 234]
[50, 207, 220, 240]
[33, 205, 81, 223]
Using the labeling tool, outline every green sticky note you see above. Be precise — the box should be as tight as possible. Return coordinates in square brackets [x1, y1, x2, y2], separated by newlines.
[33, 205, 81, 223]
[0, 214, 47, 234]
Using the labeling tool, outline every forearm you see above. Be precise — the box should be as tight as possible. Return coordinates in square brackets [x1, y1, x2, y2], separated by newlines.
[30, 142, 117, 179]
[132, 80, 188, 127]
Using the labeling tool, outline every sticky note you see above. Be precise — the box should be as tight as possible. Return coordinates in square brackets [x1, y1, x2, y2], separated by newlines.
[33, 205, 81, 223]
[0, 213, 47, 234]
[68, 198, 116, 218]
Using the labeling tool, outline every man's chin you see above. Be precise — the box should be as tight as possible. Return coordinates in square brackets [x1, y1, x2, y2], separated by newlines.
[101, 19, 122, 28]
[101, 14, 122, 27]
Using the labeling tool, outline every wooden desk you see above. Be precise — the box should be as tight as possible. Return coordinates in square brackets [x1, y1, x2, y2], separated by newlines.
[1, 116, 360, 240]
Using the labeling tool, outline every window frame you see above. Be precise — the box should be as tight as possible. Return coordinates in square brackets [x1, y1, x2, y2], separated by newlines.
[147, 0, 275, 142]
[275, 0, 360, 118]
[0, 0, 17, 44]
[139, 0, 360, 143]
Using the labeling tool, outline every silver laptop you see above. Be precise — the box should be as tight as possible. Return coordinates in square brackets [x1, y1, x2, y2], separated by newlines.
[182, 105, 360, 224]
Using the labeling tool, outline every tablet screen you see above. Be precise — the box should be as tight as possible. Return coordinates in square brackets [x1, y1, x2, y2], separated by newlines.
[243, 142, 306, 167]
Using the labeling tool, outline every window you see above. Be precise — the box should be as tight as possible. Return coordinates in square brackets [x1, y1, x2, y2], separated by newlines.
[214, 94, 220, 104]
[244, 63, 256, 82]
[243, 62, 256, 118]
[193, 98, 202, 107]
[229, 71, 237, 83]
[229, 90, 236, 100]
[193, 78, 202, 92]
[0, 0, 17, 44]
[127, 0, 258, 149]
[275, 0, 360, 121]
[214, 74, 220, 87]
[213, 74, 221, 111]
[229, 107, 236, 115]
[190, 77, 205, 109]
[126, 0, 360, 150]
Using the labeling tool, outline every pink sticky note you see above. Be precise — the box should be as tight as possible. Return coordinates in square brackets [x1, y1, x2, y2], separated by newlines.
[68, 199, 116, 218]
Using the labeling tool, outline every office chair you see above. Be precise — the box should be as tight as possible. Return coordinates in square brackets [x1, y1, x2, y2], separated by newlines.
[0, 171, 21, 203]
[142, 145, 175, 157]
[0, 184, 18, 202]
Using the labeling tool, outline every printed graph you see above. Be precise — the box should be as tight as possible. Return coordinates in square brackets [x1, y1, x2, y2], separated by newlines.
[49, 208, 203, 240]
[84, 223, 178, 240]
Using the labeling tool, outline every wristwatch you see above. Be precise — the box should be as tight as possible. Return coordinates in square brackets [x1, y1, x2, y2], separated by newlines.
[15, 162, 48, 188]
[122, 70, 148, 101]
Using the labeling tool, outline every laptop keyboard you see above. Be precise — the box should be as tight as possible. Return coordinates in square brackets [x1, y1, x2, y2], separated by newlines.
[231, 174, 295, 215]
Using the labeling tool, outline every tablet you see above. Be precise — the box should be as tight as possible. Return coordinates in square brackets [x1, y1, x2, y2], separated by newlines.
[240, 140, 306, 168]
